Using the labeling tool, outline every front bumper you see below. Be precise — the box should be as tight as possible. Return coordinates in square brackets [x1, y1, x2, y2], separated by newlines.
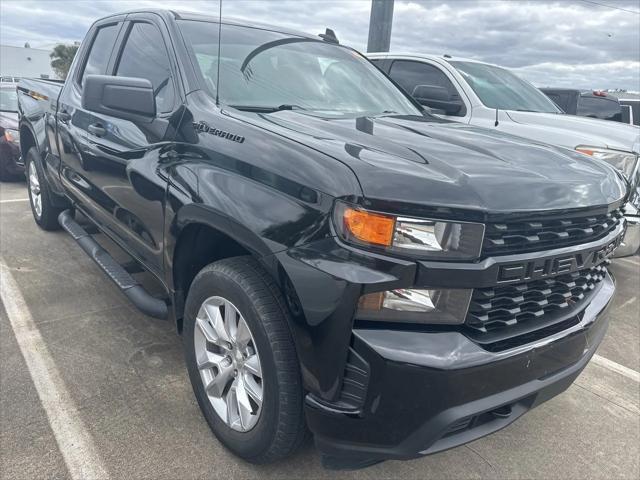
[306, 272, 615, 468]
[270, 219, 624, 469]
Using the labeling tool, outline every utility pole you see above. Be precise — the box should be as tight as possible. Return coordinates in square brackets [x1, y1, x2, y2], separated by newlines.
[367, 0, 394, 53]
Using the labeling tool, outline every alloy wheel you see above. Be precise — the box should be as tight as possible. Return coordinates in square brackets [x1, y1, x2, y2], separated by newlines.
[193, 296, 264, 432]
[28, 161, 42, 218]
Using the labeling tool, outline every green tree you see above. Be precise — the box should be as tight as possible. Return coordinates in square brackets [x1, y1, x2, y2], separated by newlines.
[50, 44, 79, 79]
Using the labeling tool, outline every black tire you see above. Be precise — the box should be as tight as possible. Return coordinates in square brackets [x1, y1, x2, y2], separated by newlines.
[184, 256, 306, 464]
[25, 147, 64, 230]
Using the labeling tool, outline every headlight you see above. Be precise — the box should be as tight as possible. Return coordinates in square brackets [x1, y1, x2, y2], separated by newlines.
[333, 201, 485, 260]
[355, 288, 472, 324]
[576, 146, 638, 179]
[3, 128, 19, 145]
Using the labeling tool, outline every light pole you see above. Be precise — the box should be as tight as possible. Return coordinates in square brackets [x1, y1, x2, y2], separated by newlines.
[367, 0, 395, 53]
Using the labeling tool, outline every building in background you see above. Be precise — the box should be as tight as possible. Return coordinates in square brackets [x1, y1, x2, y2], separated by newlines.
[0, 44, 58, 80]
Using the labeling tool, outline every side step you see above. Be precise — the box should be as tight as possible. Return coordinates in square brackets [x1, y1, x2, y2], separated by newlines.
[58, 210, 168, 320]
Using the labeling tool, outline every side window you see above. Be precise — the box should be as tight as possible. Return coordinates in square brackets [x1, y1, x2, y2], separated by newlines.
[555, 93, 573, 113]
[389, 60, 465, 116]
[577, 97, 622, 122]
[115, 22, 175, 113]
[544, 93, 564, 111]
[390, 60, 459, 99]
[80, 24, 119, 86]
[369, 58, 386, 72]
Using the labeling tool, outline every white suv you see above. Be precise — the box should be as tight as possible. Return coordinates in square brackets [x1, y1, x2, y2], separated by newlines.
[368, 53, 640, 256]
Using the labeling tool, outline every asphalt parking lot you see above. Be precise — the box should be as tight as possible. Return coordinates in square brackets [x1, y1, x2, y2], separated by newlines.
[1, 179, 639, 480]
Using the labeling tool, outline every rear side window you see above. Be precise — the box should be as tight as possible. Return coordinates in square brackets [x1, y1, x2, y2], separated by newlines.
[577, 96, 622, 122]
[115, 22, 175, 113]
[80, 24, 119, 86]
[544, 92, 569, 112]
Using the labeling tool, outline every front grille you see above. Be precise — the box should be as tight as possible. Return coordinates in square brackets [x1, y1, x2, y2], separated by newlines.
[483, 209, 623, 256]
[466, 264, 608, 335]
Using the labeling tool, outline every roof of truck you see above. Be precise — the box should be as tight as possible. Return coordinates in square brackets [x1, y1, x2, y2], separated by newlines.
[97, 9, 319, 41]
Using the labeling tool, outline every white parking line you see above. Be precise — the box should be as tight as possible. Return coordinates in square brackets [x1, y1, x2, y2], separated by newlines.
[592, 354, 640, 383]
[0, 260, 108, 480]
[0, 198, 29, 203]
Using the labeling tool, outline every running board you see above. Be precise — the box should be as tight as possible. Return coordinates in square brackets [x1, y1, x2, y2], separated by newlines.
[58, 210, 168, 320]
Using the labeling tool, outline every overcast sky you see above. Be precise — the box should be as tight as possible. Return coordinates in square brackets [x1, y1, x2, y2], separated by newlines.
[1, 0, 639, 90]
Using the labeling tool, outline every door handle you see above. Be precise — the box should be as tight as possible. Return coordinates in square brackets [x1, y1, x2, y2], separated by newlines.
[88, 123, 106, 137]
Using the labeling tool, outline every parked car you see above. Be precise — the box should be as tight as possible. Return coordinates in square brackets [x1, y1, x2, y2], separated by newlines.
[617, 97, 640, 126]
[540, 88, 623, 123]
[18, 10, 627, 469]
[369, 53, 640, 256]
[0, 82, 22, 180]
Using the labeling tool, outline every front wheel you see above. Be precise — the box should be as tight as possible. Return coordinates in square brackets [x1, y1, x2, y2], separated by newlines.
[25, 147, 63, 230]
[184, 256, 306, 463]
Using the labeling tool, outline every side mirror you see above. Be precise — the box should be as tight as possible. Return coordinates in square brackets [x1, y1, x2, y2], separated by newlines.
[83, 74, 156, 123]
[412, 84, 465, 116]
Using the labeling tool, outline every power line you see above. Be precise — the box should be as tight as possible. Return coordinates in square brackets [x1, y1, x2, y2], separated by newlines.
[578, 0, 640, 14]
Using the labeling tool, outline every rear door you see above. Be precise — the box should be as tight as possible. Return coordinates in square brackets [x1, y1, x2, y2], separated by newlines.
[68, 13, 183, 276]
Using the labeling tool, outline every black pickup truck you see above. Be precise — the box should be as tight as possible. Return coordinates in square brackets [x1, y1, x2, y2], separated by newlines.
[17, 10, 628, 469]
[540, 88, 625, 123]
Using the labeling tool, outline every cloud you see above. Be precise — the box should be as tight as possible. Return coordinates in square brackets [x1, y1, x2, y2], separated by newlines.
[0, 0, 638, 90]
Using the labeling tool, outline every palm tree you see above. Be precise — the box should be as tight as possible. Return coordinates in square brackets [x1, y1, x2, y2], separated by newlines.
[50, 44, 79, 79]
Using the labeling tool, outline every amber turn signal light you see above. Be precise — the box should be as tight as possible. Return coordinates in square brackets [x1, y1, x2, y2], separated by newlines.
[343, 207, 395, 246]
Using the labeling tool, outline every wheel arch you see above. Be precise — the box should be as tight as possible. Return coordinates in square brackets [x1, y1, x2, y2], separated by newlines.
[169, 203, 280, 333]
[19, 122, 37, 157]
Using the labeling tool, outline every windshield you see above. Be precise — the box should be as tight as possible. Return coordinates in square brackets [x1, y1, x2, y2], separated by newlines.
[0, 87, 18, 112]
[178, 20, 421, 117]
[450, 61, 561, 114]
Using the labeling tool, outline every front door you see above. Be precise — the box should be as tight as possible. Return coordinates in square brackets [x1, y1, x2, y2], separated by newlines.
[75, 14, 182, 276]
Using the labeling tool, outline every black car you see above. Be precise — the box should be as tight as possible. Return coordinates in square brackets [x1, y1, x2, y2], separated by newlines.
[17, 10, 627, 469]
[541, 88, 624, 123]
[0, 83, 22, 180]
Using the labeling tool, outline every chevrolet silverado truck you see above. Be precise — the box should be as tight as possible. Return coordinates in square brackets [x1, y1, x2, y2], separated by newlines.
[18, 10, 628, 469]
[369, 53, 640, 257]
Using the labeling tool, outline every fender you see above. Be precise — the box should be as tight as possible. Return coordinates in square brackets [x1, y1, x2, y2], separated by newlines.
[19, 118, 67, 199]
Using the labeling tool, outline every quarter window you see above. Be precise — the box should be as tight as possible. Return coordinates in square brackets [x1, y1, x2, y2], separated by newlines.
[80, 24, 119, 86]
[115, 22, 175, 113]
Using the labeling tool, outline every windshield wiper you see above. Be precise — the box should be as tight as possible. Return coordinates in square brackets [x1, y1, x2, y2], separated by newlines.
[229, 104, 307, 113]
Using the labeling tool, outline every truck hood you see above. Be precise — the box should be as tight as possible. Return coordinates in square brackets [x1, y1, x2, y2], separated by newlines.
[238, 111, 627, 214]
[505, 110, 640, 152]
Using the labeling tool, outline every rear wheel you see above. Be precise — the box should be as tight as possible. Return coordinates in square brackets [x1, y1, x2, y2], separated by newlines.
[26, 147, 63, 230]
[184, 256, 306, 463]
